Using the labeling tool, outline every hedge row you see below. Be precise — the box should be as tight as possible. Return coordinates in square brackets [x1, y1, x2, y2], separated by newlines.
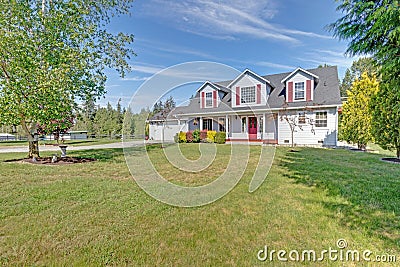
[174, 130, 226, 144]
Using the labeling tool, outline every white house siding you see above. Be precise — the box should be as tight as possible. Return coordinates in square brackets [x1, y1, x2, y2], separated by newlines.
[264, 114, 277, 140]
[230, 115, 247, 139]
[149, 121, 188, 141]
[277, 108, 338, 146]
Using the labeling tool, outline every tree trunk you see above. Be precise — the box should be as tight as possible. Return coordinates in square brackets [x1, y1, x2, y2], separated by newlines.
[397, 147, 400, 159]
[21, 119, 40, 158]
[291, 132, 294, 148]
[29, 140, 40, 158]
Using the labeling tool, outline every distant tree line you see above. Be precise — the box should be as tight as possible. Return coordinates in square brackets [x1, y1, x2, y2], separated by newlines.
[72, 96, 176, 138]
[73, 99, 144, 138]
[0, 96, 177, 139]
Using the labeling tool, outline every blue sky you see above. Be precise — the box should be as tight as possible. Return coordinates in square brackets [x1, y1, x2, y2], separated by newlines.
[102, 0, 358, 111]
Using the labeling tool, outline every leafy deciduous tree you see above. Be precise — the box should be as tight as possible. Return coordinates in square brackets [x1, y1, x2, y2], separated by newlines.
[0, 0, 135, 157]
[280, 103, 315, 148]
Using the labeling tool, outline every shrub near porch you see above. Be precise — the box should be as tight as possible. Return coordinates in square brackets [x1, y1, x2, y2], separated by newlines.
[178, 130, 226, 144]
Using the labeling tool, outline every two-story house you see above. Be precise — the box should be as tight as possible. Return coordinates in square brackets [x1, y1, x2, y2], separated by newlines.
[149, 66, 342, 146]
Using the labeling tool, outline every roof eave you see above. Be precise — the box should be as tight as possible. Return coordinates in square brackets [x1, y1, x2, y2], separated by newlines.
[280, 67, 319, 83]
[227, 69, 272, 88]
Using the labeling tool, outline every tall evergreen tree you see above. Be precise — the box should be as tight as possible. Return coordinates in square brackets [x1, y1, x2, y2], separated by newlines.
[371, 80, 400, 159]
[330, 0, 399, 157]
[340, 73, 379, 150]
[340, 58, 378, 97]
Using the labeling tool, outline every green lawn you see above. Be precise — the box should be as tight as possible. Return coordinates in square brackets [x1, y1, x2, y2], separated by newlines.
[0, 138, 123, 147]
[0, 145, 399, 266]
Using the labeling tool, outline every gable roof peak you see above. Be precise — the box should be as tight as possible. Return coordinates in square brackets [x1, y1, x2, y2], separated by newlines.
[196, 80, 219, 92]
[228, 68, 271, 88]
[280, 67, 319, 83]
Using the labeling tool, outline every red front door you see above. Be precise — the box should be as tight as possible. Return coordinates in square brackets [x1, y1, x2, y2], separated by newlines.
[248, 117, 257, 140]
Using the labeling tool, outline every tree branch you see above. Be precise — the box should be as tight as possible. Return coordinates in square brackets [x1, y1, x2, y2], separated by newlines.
[0, 61, 10, 80]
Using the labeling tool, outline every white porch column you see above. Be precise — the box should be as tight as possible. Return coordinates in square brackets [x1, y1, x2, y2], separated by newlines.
[225, 115, 229, 139]
[262, 113, 266, 140]
[199, 117, 203, 131]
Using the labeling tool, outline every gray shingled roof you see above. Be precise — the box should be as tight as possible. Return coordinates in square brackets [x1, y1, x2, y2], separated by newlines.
[153, 66, 341, 118]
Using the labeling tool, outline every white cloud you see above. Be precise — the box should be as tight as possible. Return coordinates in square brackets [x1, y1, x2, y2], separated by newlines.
[130, 64, 164, 75]
[298, 49, 360, 68]
[121, 76, 150, 81]
[255, 61, 295, 70]
[297, 49, 362, 78]
[142, 0, 331, 43]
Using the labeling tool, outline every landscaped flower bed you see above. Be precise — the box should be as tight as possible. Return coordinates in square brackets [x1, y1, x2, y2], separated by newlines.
[176, 130, 226, 144]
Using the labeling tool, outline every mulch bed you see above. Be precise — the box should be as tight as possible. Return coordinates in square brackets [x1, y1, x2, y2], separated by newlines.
[381, 158, 400, 164]
[5, 157, 96, 165]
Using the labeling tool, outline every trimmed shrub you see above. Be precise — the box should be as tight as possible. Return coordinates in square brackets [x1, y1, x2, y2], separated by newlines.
[206, 130, 217, 143]
[174, 133, 179, 143]
[200, 130, 207, 141]
[186, 131, 193, 142]
[192, 129, 200, 143]
[178, 131, 187, 143]
[215, 131, 226, 144]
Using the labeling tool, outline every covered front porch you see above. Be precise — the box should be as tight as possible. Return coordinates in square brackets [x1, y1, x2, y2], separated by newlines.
[186, 113, 278, 144]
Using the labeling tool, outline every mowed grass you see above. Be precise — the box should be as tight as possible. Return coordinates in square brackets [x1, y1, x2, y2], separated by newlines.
[0, 145, 399, 266]
[0, 138, 122, 148]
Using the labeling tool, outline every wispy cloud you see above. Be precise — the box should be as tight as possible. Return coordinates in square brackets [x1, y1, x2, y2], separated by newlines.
[118, 63, 166, 82]
[297, 49, 362, 78]
[314, 49, 345, 57]
[142, 0, 331, 44]
[130, 64, 164, 75]
[121, 76, 150, 81]
[255, 61, 295, 70]
[298, 49, 360, 68]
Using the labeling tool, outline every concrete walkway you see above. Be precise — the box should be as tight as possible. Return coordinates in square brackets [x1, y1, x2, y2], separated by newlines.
[0, 140, 149, 154]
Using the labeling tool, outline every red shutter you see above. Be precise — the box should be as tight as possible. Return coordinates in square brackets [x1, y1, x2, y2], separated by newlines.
[306, 80, 312, 101]
[256, 84, 261, 104]
[213, 90, 217, 107]
[201, 91, 205, 108]
[236, 86, 240, 106]
[288, 82, 293, 103]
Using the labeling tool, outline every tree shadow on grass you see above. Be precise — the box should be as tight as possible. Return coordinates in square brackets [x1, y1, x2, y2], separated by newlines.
[69, 148, 126, 163]
[279, 148, 400, 247]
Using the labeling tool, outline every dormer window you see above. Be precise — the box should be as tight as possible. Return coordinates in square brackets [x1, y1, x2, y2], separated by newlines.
[294, 82, 305, 100]
[205, 92, 213, 107]
[241, 86, 256, 104]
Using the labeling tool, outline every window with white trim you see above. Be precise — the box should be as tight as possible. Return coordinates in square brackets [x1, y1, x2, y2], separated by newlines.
[240, 86, 255, 104]
[298, 112, 306, 124]
[315, 112, 327, 127]
[203, 118, 213, 130]
[205, 92, 213, 107]
[241, 117, 247, 133]
[218, 117, 225, 132]
[294, 82, 305, 100]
